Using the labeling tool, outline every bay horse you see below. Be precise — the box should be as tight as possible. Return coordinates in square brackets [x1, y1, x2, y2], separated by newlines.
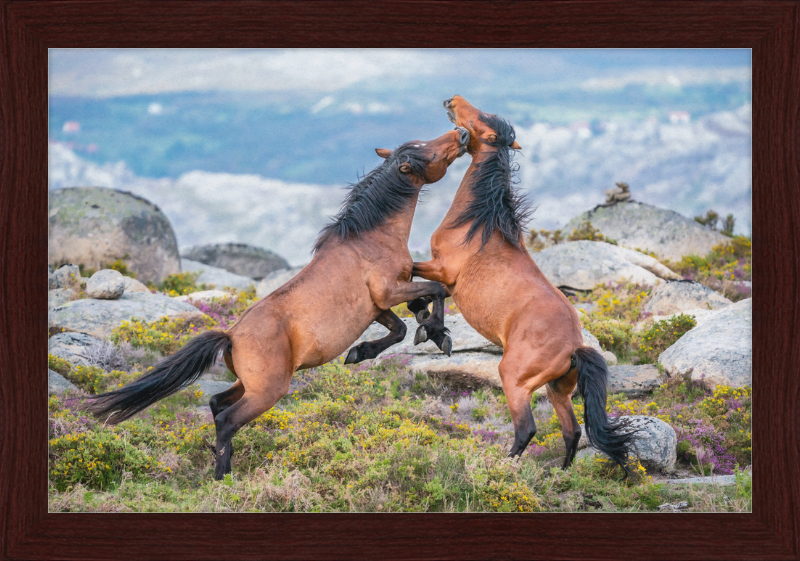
[87, 126, 470, 480]
[410, 96, 635, 473]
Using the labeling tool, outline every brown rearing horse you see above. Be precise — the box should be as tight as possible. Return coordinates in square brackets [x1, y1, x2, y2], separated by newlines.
[410, 96, 635, 473]
[87, 126, 470, 480]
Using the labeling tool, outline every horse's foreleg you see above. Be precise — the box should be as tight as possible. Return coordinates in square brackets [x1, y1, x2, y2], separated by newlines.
[344, 309, 407, 364]
[546, 368, 582, 470]
[372, 281, 452, 356]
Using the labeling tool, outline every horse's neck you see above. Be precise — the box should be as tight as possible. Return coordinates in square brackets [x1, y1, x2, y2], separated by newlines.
[443, 151, 489, 225]
[380, 189, 422, 243]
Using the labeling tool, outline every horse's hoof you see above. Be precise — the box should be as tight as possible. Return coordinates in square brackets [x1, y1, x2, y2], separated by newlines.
[415, 309, 430, 323]
[344, 347, 360, 364]
[414, 325, 428, 345]
[441, 335, 452, 356]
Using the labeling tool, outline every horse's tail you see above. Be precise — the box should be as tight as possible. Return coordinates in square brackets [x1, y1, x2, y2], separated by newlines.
[86, 330, 232, 424]
[573, 345, 637, 475]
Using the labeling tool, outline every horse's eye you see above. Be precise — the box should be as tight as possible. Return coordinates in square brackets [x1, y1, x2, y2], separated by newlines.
[488, 134, 497, 142]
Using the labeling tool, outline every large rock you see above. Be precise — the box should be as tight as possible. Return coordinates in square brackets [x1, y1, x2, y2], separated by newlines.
[578, 415, 677, 472]
[48, 331, 107, 368]
[49, 291, 208, 339]
[408, 352, 505, 390]
[607, 365, 662, 396]
[643, 280, 732, 316]
[531, 240, 680, 290]
[173, 289, 233, 304]
[49, 288, 76, 309]
[49, 187, 180, 284]
[181, 258, 256, 292]
[121, 276, 150, 294]
[49, 369, 79, 395]
[86, 269, 126, 299]
[564, 201, 727, 261]
[659, 298, 752, 388]
[182, 243, 289, 281]
[256, 266, 306, 299]
[49, 264, 82, 290]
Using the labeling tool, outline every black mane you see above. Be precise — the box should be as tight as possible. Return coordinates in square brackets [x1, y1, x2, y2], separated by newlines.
[450, 112, 532, 251]
[313, 142, 429, 253]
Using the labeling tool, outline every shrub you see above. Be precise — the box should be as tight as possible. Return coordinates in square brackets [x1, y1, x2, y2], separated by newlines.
[49, 430, 156, 491]
[664, 236, 751, 301]
[567, 220, 617, 245]
[581, 315, 634, 358]
[150, 271, 213, 296]
[110, 316, 218, 354]
[526, 229, 563, 252]
[694, 209, 719, 230]
[635, 314, 696, 364]
[49, 354, 72, 376]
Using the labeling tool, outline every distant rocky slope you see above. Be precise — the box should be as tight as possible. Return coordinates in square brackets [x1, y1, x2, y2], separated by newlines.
[182, 243, 289, 281]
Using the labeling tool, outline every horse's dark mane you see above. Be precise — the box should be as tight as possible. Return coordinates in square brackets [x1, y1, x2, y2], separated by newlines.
[313, 142, 428, 253]
[449, 112, 532, 251]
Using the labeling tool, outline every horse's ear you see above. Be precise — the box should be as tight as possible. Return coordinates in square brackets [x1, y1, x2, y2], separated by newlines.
[375, 148, 392, 159]
[510, 140, 521, 149]
[399, 162, 412, 174]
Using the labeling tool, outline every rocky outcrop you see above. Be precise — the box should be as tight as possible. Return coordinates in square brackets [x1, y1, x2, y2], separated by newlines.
[606, 365, 662, 396]
[173, 289, 233, 304]
[49, 187, 180, 284]
[182, 243, 289, 281]
[121, 276, 150, 294]
[643, 280, 732, 316]
[256, 266, 306, 299]
[49, 288, 76, 309]
[86, 269, 126, 299]
[531, 240, 679, 291]
[578, 415, 677, 472]
[181, 258, 256, 292]
[49, 291, 207, 339]
[49, 264, 82, 290]
[49, 369, 79, 395]
[659, 298, 752, 388]
[48, 332, 107, 368]
[564, 201, 727, 261]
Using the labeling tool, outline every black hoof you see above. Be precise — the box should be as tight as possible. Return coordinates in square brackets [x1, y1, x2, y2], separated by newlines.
[344, 346, 360, 364]
[415, 309, 430, 323]
[441, 335, 452, 356]
[414, 325, 428, 345]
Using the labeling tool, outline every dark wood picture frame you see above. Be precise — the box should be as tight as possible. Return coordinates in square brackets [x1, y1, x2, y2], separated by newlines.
[1, 1, 797, 559]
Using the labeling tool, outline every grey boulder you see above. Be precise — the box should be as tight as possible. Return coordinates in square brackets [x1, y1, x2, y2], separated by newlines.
[181, 258, 256, 292]
[49, 264, 82, 290]
[579, 415, 677, 472]
[643, 280, 732, 316]
[659, 298, 752, 388]
[48, 187, 181, 284]
[48, 369, 79, 395]
[49, 291, 208, 339]
[531, 240, 679, 291]
[182, 243, 289, 281]
[48, 331, 107, 368]
[86, 269, 126, 299]
[563, 201, 728, 261]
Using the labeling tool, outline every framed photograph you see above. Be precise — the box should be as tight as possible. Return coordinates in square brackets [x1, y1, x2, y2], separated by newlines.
[2, 2, 797, 559]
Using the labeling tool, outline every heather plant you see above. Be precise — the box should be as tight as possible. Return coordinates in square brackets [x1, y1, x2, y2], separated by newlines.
[526, 228, 563, 252]
[664, 236, 751, 301]
[570, 281, 652, 324]
[635, 314, 696, 364]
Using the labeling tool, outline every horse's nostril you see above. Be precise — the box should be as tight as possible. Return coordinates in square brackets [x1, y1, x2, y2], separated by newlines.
[443, 98, 454, 108]
[457, 127, 470, 144]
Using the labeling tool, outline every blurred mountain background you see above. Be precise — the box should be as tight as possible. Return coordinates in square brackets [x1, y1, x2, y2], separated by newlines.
[49, 49, 751, 265]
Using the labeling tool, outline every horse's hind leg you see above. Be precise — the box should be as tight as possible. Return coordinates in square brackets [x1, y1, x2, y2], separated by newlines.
[209, 379, 245, 420]
[499, 358, 537, 457]
[344, 309, 407, 364]
[546, 367, 582, 469]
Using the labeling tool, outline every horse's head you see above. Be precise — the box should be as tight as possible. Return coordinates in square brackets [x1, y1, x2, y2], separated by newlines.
[374, 126, 470, 186]
[443, 95, 521, 155]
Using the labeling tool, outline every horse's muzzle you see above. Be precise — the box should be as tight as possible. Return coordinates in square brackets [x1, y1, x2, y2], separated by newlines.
[456, 126, 470, 145]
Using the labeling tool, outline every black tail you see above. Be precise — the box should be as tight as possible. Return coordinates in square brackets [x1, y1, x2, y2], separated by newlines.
[86, 330, 232, 424]
[574, 346, 637, 475]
